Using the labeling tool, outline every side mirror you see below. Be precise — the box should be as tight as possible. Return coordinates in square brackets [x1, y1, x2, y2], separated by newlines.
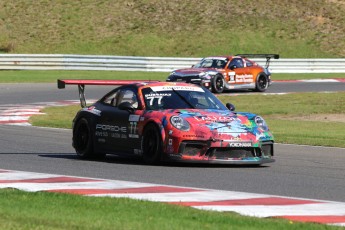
[118, 101, 135, 113]
[229, 65, 236, 70]
[226, 103, 235, 111]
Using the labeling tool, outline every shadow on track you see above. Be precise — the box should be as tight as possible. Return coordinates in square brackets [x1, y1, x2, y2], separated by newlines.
[38, 153, 269, 169]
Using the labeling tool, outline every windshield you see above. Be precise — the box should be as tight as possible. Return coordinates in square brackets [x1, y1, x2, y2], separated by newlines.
[194, 58, 228, 69]
[141, 85, 227, 110]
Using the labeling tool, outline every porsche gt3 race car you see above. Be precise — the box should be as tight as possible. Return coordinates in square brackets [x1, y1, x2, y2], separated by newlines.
[166, 54, 279, 93]
[58, 80, 274, 165]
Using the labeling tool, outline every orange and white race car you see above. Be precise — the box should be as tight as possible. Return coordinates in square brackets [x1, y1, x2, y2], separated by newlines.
[166, 54, 279, 93]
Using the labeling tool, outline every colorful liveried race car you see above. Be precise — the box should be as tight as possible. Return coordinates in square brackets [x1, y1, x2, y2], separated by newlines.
[58, 80, 274, 165]
[166, 54, 279, 93]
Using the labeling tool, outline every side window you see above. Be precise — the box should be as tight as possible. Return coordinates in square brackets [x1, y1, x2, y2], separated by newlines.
[201, 59, 213, 68]
[117, 89, 139, 109]
[103, 91, 119, 106]
[246, 60, 253, 67]
[102, 89, 139, 109]
[229, 58, 244, 69]
[189, 92, 208, 109]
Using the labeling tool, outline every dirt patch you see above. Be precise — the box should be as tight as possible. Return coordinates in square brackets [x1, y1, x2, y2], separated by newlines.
[268, 114, 345, 123]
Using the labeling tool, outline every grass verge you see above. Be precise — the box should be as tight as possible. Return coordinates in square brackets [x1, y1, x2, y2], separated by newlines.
[30, 92, 345, 148]
[0, 70, 344, 83]
[0, 188, 341, 230]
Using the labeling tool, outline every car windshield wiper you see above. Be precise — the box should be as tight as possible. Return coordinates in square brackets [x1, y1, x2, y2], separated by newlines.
[172, 88, 195, 109]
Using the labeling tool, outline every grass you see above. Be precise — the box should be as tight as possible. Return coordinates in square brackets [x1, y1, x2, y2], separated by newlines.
[1, 1, 345, 57]
[30, 92, 345, 148]
[0, 70, 344, 83]
[1, 1, 345, 228]
[0, 188, 341, 230]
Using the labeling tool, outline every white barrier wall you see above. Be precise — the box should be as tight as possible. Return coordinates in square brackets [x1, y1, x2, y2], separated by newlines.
[1, 54, 345, 73]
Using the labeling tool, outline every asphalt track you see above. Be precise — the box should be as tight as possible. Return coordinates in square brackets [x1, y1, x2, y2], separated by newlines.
[0, 81, 344, 203]
[1, 80, 345, 104]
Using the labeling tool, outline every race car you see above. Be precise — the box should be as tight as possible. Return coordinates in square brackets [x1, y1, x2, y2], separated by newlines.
[166, 54, 279, 93]
[58, 80, 274, 165]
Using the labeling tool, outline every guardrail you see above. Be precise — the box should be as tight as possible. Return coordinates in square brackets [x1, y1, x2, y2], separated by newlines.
[1, 54, 345, 73]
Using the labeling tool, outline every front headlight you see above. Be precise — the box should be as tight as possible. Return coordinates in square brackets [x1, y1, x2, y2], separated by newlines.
[198, 72, 206, 77]
[170, 116, 190, 131]
[254, 116, 269, 131]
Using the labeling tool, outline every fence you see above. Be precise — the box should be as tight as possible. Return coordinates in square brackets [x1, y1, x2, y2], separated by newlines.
[1, 54, 345, 73]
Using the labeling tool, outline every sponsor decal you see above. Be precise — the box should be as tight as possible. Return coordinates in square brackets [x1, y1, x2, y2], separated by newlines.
[235, 74, 253, 83]
[145, 93, 171, 97]
[194, 116, 237, 122]
[129, 115, 140, 122]
[134, 149, 142, 155]
[227, 142, 252, 147]
[129, 122, 139, 138]
[83, 106, 101, 116]
[182, 134, 205, 138]
[228, 72, 236, 82]
[96, 124, 127, 133]
[97, 138, 106, 143]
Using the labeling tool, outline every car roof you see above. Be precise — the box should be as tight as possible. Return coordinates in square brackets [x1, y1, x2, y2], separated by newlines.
[135, 81, 204, 89]
[202, 55, 243, 60]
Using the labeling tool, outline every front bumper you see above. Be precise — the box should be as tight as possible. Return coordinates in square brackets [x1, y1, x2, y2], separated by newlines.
[164, 140, 274, 165]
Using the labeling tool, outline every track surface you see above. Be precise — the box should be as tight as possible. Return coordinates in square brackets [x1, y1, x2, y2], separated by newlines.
[0, 125, 344, 203]
[1, 80, 345, 104]
[0, 80, 344, 203]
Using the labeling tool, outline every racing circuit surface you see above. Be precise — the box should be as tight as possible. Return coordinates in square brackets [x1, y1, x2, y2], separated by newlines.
[0, 80, 344, 204]
[0, 124, 344, 203]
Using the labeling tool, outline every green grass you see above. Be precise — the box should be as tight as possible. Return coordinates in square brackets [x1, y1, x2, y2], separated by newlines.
[0, 70, 344, 83]
[30, 92, 345, 148]
[0, 188, 341, 230]
[1, 1, 345, 58]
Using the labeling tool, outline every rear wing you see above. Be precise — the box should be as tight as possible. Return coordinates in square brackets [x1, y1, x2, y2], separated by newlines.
[57, 79, 159, 108]
[235, 54, 279, 68]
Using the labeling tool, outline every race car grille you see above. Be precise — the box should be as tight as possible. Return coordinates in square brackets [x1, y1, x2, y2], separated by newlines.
[210, 147, 256, 159]
[261, 141, 274, 157]
[178, 141, 208, 157]
[168, 75, 201, 84]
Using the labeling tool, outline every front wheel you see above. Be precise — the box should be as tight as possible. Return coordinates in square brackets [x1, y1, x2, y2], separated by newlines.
[142, 123, 162, 164]
[255, 74, 269, 92]
[211, 74, 224, 93]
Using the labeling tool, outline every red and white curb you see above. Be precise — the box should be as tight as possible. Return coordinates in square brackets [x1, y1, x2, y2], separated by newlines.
[0, 100, 82, 126]
[0, 169, 344, 227]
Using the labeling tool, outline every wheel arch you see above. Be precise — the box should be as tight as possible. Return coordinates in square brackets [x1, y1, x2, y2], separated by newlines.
[142, 119, 166, 144]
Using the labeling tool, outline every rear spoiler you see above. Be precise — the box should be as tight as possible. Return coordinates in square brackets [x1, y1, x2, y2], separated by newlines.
[235, 54, 279, 68]
[57, 79, 159, 108]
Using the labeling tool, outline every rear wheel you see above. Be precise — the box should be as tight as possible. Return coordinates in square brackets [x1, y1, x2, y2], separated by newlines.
[73, 118, 104, 159]
[211, 74, 224, 93]
[142, 123, 162, 164]
[255, 74, 269, 92]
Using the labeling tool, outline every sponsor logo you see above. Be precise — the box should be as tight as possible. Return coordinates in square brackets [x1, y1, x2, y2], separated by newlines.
[96, 124, 127, 133]
[235, 74, 253, 83]
[227, 142, 252, 147]
[194, 116, 237, 122]
[83, 106, 101, 116]
[129, 115, 140, 122]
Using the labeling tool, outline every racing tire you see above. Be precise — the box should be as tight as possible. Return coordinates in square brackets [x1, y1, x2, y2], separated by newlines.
[211, 74, 224, 93]
[142, 123, 162, 165]
[73, 118, 103, 159]
[255, 74, 269, 92]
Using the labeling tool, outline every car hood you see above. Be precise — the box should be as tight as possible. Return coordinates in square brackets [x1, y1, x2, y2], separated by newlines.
[173, 68, 216, 75]
[163, 109, 272, 142]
